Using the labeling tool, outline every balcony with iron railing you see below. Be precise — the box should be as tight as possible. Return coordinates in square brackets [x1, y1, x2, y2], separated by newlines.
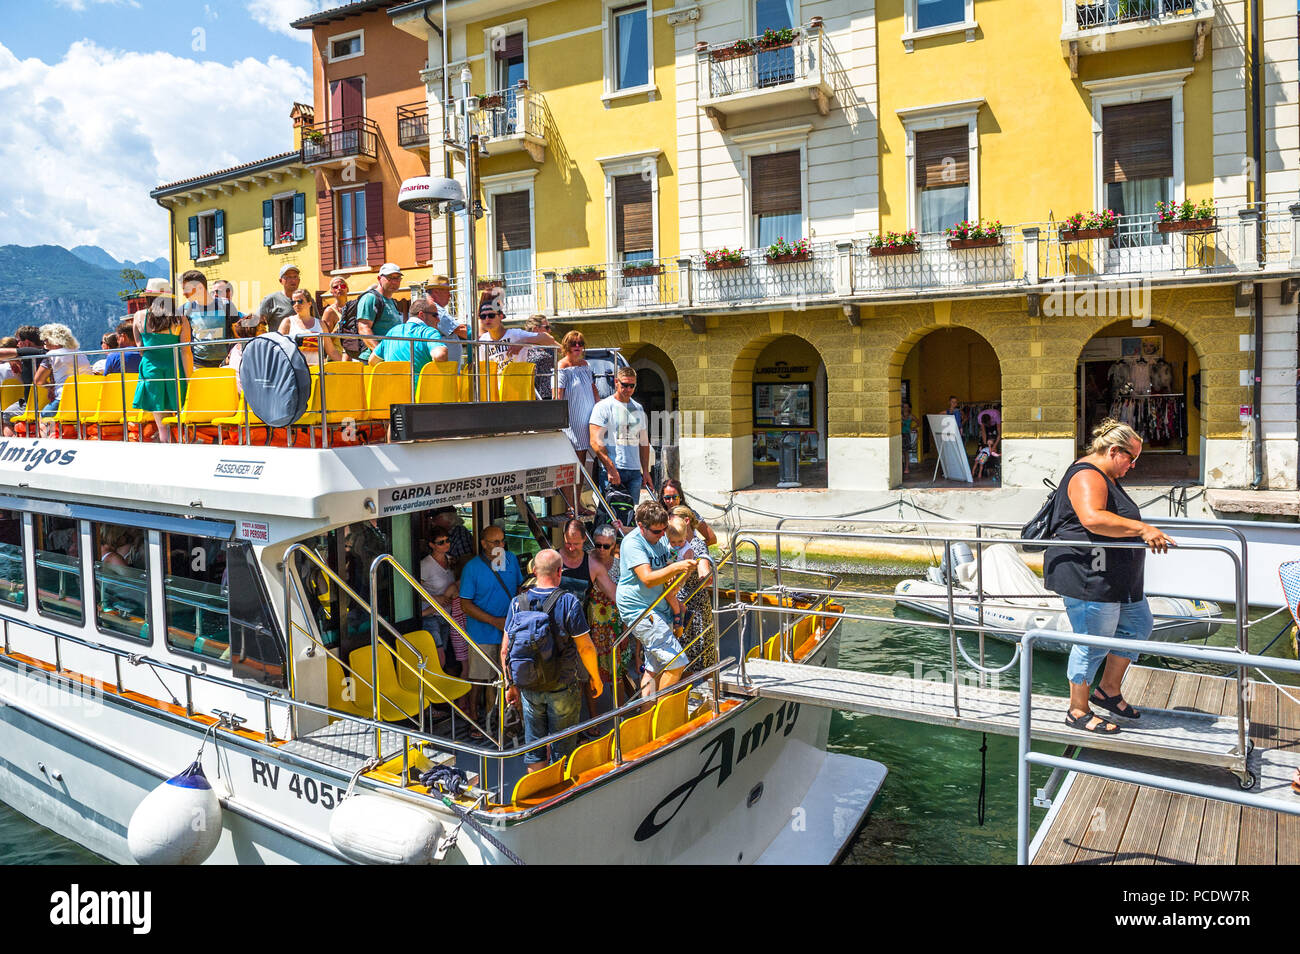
[501, 202, 1300, 321]
[1061, 0, 1213, 67]
[300, 116, 380, 170]
[695, 20, 833, 128]
[452, 84, 547, 163]
[397, 102, 430, 152]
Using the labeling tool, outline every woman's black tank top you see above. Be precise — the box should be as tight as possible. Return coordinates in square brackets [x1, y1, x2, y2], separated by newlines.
[1043, 461, 1145, 603]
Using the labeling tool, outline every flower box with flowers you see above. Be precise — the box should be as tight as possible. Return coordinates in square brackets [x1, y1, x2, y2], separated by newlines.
[476, 279, 504, 290]
[200, 246, 217, 258]
[1059, 227, 1116, 241]
[1155, 199, 1217, 234]
[709, 39, 754, 61]
[563, 268, 604, 283]
[945, 220, 1003, 250]
[764, 237, 811, 265]
[621, 264, 663, 278]
[1157, 218, 1216, 234]
[479, 93, 505, 110]
[1059, 210, 1117, 242]
[868, 231, 919, 257]
[702, 248, 749, 271]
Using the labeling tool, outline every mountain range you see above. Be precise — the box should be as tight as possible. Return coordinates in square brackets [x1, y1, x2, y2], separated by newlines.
[0, 244, 170, 348]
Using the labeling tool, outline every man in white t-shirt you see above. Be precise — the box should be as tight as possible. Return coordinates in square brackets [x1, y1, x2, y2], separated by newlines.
[589, 365, 652, 516]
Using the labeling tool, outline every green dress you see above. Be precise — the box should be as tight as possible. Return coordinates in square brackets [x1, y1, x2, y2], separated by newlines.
[133, 329, 187, 412]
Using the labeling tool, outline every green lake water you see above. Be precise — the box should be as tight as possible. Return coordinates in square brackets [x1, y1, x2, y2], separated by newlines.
[3, 565, 1293, 865]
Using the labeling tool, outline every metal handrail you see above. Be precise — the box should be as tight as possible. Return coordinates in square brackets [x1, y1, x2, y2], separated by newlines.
[1017, 629, 1300, 865]
[733, 522, 1247, 754]
[367, 552, 501, 769]
[282, 544, 425, 727]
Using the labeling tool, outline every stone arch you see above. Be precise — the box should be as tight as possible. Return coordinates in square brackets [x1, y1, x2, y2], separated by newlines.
[1071, 316, 1206, 478]
[729, 331, 832, 489]
[886, 324, 1005, 487]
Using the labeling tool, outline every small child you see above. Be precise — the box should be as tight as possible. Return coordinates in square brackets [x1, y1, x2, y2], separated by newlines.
[973, 435, 1000, 481]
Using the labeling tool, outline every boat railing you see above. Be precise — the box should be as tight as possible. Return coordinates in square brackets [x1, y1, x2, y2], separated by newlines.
[1015, 629, 1300, 864]
[7, 333, 595, 449]
[0, 597, 737, 809]
[367, 552, 505, 756]
[282, 544, 454, 736]
[726, 524, 1248, 764]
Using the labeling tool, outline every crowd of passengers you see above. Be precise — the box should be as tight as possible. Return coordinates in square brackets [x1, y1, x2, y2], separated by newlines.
[368, 483, 719, 771]
[0, 261, 565, 442]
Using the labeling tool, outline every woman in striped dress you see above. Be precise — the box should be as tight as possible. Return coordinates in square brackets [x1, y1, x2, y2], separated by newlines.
[555, 330, 600, 515]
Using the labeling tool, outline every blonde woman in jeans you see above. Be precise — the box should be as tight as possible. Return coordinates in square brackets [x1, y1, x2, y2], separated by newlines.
[1044, 419, 1176, 734]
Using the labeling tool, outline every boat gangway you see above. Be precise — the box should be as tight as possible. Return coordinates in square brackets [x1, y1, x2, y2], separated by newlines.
[718, 519, 1300, 863]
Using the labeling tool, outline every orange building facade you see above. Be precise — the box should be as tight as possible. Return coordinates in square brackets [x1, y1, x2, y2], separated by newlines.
[293, 1, 436, 299]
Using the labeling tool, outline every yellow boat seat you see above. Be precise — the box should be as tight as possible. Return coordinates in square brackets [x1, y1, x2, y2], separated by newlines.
[459, 360, 497, 402]
[365, 360, 414, 421]
[652, 687, 690, 739]
[565, 730, 613, 781]
[615, 708, 655, 756]
[499, 361, 536, 401]
[415, 361, 462, 404]
[0, 378, 26, 413]
[346, 644, 425, 723]
[511, 758, 571, 807]
[392, 629, 471, 702]
[161, 367, 238, 431]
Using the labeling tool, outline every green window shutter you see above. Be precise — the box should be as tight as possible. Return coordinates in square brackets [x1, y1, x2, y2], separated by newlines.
[188, 215, 199, 260]
[293, 192, 306, 242]
[215, 210, 226, 256]
[263, 199, 274, 246]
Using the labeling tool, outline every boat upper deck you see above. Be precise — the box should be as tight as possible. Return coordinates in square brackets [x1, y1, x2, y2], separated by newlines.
[0, 430, 579, 543]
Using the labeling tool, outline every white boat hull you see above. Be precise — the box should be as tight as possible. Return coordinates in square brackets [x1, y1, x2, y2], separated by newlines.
[0, 627, 885, 864]
[893, 580, 1222, 654]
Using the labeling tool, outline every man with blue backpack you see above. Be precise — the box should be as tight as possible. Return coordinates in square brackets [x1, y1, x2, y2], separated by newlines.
[500, 548, 603, 772]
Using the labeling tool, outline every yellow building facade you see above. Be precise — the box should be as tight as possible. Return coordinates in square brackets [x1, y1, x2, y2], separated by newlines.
[152, 132, 319, 315]
[388, 0, 1299, 500]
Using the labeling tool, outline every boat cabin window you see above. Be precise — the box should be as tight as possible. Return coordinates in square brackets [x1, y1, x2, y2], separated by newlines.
[0, 509, 25, 609]
[91, 521, 149, 642]
[34, 515, 82, 625]
[163, 534, 286, 687]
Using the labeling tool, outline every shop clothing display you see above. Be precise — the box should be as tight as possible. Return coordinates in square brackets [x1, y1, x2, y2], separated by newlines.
[954, 401, 1001, 441]
[1107, 393, 1187, 443]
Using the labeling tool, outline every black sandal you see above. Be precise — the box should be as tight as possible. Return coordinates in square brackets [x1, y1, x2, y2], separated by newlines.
[1091, 688, 1140, 720]
[1065, 709, 1120, 734]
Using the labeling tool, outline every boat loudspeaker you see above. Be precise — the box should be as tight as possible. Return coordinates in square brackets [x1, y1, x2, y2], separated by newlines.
[398, 176, 466, 217]
[239, 333, 311, 428]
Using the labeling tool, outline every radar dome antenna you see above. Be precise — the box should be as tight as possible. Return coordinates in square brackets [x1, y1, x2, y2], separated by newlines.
[397, 176, 466, 217]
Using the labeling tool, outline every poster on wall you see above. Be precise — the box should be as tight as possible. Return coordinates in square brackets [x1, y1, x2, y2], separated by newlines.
[753, 383, 812, 427]
[925, 414, 972, 483]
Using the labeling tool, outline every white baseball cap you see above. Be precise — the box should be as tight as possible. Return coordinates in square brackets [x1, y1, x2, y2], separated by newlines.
[378, 263, 403, 278]
[279, 263, 301, 279]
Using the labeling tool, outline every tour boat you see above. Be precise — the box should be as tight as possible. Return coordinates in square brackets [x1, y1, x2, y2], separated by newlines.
[0, 342, 885, 865]
[894, 543, 1222, 654]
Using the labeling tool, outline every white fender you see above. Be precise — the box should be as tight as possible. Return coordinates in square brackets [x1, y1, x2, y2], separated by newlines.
[126, 761, 223, 865]
[328, 793, 445, 865]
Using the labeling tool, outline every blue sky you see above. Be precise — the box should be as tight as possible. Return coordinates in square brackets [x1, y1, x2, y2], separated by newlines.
[0, 1, 333, 262]
[5, 0, 309, 68]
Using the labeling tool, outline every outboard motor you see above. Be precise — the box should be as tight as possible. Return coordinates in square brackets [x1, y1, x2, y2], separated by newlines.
[939, 542, 975, 584]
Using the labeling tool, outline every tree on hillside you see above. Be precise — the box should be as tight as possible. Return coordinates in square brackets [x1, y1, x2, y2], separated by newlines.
[119, 268, 146, 300]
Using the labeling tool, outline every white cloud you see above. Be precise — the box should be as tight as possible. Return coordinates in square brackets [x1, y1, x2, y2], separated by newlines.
[245, 0, 327, 41]
[0, 40, 310, 261]
[51, 0, 140, 11]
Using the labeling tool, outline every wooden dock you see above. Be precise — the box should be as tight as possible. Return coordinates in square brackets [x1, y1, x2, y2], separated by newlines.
[1030, 667, 1300, 864]
[725, 659, 1248, 772]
